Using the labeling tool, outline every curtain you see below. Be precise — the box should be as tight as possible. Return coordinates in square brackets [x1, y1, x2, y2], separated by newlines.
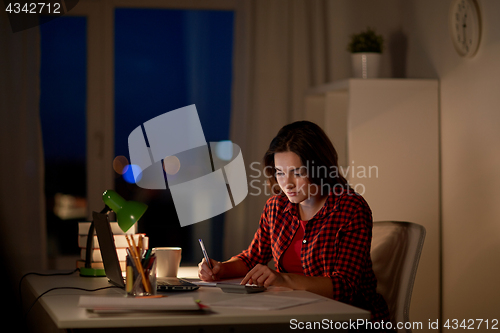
[0, 12, 47, 293]
[224, 0, 334, 258]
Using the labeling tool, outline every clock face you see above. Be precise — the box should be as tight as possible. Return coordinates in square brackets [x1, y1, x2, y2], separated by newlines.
[449, 0, 481, 57]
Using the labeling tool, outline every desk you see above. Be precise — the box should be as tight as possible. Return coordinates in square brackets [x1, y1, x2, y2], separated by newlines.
[23, 267, 370, 332]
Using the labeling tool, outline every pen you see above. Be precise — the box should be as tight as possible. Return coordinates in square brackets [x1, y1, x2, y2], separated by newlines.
[134, 295, 167, 299]
[138, 235, 143, 255]
[142, 248, 152, 266]
[198, 238, 213, 270]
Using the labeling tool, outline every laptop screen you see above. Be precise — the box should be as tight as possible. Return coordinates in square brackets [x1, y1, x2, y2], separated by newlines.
[93, 211, 125, 288]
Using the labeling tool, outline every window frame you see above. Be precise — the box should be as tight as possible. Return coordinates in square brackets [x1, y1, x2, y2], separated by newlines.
[66, 0, 235, 217]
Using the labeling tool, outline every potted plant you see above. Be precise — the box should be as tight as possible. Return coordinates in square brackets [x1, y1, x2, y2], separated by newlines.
[347, 27, 384, 78]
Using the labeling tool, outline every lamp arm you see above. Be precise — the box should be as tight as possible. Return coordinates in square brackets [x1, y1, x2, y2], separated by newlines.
[84, 206, 111, 269]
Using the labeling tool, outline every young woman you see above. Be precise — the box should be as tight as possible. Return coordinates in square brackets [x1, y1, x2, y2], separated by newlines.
[198, 121, 390, 322]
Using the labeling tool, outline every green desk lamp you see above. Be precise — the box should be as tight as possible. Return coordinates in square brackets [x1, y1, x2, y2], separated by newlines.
[80, 190, 148, 277]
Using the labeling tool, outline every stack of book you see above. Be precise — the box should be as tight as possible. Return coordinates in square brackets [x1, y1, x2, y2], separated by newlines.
[76, 222, 149, 272]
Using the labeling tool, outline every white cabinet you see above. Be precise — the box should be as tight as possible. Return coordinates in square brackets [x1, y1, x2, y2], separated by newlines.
[305, 79, 440, 326]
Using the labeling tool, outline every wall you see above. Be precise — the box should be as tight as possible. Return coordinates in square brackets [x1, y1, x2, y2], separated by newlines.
[327, 0, 440, 328]
[328, 0, 404, 81]
[402, 0, 500, 324]
[332, 0, 500, 325]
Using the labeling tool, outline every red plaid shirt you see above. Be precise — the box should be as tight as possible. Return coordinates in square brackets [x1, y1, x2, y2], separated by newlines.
[235, 190, 390, 322]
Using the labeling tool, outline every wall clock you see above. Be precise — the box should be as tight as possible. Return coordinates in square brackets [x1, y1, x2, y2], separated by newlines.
[449, 0, 482, 57]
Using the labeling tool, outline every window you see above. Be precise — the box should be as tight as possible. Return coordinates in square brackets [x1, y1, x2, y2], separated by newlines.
[39, 4, 234, 268]
[114, 8, 234, 263]
[40, 15, 87, 265]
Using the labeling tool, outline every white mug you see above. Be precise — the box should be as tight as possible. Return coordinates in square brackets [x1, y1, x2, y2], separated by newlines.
[154, 247, 182, 277]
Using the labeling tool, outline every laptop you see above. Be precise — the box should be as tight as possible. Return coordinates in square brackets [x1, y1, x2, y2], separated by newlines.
[156, 277, 199, 291]
[92, 211, 199, 291]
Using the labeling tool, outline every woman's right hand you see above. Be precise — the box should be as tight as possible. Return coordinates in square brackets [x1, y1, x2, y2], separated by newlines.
[197, 258, 222, 281]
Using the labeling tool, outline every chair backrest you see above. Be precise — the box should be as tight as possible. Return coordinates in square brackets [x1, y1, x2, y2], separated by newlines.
[371, 221, 426, 332]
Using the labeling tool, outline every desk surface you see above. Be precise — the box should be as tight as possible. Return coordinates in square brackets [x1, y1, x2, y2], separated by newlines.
[24, 267, 370, 330]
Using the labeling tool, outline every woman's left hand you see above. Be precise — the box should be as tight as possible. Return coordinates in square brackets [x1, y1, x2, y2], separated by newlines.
[240, 264, 285, 287]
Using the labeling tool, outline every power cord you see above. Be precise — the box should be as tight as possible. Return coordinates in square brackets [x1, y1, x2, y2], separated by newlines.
[19, 268, 80, 314]
[24, 285, 121, 318]
[19, 268, 121, 319]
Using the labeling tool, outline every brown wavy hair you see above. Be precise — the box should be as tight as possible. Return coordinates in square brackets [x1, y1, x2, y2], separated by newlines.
[263, 121, 348, 195]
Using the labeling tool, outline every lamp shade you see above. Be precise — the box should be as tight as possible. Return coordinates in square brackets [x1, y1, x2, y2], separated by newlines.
[102, 190, 148, 232]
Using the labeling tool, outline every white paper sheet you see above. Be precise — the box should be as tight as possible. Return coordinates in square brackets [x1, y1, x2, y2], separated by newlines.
[181, 277, 243, 287]
[207, 294, 321, 310]
[78, 296, 200, 312]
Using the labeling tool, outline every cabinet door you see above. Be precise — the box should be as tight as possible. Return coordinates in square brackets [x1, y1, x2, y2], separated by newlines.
[347, 79, 439, 326]
[306, 78, 440, 326]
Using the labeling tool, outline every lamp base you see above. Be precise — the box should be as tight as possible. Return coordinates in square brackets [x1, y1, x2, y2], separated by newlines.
[79, 267, 106, 277]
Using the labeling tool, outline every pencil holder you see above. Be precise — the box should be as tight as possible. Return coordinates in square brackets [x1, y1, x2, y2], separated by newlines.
[126, 254, 157, 296]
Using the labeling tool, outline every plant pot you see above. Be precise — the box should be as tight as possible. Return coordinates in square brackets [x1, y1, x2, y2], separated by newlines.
[351, 52, 381, 79]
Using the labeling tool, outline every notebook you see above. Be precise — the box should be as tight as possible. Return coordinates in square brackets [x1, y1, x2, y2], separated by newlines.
[92, 211, 198, 291]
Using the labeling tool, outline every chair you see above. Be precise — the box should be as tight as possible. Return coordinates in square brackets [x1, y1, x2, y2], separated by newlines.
[370, 221, 426, 332]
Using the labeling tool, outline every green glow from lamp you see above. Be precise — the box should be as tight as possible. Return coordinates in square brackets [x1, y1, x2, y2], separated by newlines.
[79, 190, 148, 277]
